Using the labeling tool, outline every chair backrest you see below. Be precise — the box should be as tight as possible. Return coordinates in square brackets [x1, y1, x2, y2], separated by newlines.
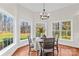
[43, 38, 55, 49]
[41, 34, 46, 38]
[28, 36, 32, 46]
[54, 35, 59, 45]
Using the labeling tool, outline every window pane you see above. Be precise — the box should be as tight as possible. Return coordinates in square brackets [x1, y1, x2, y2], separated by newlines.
[0, 41, 3, 50]
[62, 21, 71, 30]
[0, 13, 3, 50]
[61, 21, 71, 40]
[0, 13, 3, 32]
[52, 31, 60, 38]
[66, 31, 71, 39]
[61, 31, 66, 39]
[36, 23, 45, 37]
[52, 23, 59, 30]
[10, 38, 13, 44]
[0, 12, 13, 51]
[3, 39, 8, 47]
[8, 16, 13, 45]
[20, 21, 31, 40]
[52, 22, 60, 38]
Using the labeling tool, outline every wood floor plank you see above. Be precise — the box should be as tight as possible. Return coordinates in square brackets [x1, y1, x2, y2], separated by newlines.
[12, 45, 79, 56]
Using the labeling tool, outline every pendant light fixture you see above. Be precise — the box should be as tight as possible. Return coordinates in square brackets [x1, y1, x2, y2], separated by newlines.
[40, 3, 49, 20]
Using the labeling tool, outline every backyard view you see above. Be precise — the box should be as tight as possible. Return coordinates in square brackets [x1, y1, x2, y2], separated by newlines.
[52, 21, 71, 40]
[36, 23, 45, 37]
[52, 22, 60, 38]
[20, 21, 31, 40]
[0, 13, 13, 50]
[61, 21, 71, 39]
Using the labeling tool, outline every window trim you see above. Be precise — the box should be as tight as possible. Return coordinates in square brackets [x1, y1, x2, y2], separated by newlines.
[19, 19, 32, 41]
[0, 9, 15, 51]
[35, 21, 48, 37]
[0, 43, 16, 55]
[52, 18, 73, 41]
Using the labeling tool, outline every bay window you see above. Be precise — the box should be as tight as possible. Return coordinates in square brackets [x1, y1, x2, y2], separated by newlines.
[52, 20, 71, 40]
[52, 22, 60, 38]
[35, 23, 46, 37]
[0, 11, 13, 50]
[20, 20, 31, 40]
[61, 21, 71, 39]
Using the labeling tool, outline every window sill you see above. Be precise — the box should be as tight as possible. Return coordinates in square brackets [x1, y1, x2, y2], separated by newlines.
[59, 38, 72, 41]
[0, 43, 16, 55]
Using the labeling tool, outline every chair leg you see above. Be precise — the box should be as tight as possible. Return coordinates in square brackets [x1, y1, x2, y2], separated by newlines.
[52, 51, 54, 56]
[28, 47, 31, 56]
[53, 47, 54, 56]
[57, 46, 59, 56]
[40, 49, 43, 56]
[37, 50, 39, 56]
[42, 50, 44, 56]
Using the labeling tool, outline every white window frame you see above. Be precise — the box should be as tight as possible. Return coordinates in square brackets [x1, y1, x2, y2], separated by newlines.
[19, 19, 32, 41]
[52, 18, 73, 41]
[0, 9, 15, 55]
[35, 21, 48, 37]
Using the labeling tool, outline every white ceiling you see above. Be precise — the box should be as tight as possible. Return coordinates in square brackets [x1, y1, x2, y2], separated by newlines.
[20, 3, 75, 12]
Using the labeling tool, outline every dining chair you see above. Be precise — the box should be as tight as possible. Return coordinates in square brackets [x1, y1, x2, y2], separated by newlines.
[35, 37, 43, 56]
[28, 36, 35, 56]
[54, 35, 59, 56]
[40, 38, 55, 56]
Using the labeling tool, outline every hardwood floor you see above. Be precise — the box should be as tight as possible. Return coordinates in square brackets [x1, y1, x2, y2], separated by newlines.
[12, 45, 37, 56]
[12, 44, 79, 56]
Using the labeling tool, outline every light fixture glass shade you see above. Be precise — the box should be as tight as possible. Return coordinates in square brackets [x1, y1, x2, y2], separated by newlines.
[40, 9, 49, 20]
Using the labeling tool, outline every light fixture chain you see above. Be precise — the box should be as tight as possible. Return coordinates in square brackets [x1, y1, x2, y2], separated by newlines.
[43, 3, 45, 9]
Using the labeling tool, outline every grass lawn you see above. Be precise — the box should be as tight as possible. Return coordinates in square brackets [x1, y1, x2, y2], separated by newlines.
[20, 33, 29, 40]
[62, 36, 71, 39]
[0, 32, 13, 42]
[0, 32, 30, 41]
